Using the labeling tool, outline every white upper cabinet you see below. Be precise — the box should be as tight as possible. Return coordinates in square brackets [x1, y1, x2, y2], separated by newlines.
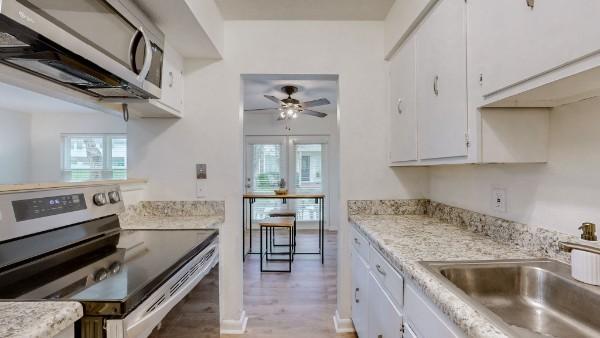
[471, 0, 600, 98]
[159, 42, 185, 113]
[389, 36, 418, 163]
[416, 0, 467, 160]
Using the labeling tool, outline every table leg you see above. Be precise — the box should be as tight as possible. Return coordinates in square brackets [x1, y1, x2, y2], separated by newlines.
[249, 198, 253, 254]
[321, 197, 324, 264]
[242, 198, 245, 261]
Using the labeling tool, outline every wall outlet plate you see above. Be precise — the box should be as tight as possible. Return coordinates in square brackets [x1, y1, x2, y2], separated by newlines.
[492, 187, 507, 213]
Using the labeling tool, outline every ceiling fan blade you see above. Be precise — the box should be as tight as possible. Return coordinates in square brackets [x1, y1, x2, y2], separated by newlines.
[264, 95, 282, 105]
[302, 109, 328, 118]
[244, 107, 280, 112]
[302, 98, 330, 108]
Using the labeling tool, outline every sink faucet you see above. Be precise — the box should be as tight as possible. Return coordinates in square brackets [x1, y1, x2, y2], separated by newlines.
[579, 222, 597, 241]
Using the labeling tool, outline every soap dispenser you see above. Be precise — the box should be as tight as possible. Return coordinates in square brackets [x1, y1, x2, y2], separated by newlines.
[560, 222, 600, 285]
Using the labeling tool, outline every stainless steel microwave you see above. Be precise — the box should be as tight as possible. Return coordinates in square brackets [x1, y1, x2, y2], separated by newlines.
[0, 0, 164, 99]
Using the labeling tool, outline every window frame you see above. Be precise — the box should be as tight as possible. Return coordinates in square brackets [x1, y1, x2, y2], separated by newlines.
[61, 133, 127, 179]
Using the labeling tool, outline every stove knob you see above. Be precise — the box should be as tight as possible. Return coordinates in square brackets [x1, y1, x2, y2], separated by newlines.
[109, 262, 122, 274]
[108, 191, 121, 204]
[93, 193, 108, 206]
[94, 267, 109, 282]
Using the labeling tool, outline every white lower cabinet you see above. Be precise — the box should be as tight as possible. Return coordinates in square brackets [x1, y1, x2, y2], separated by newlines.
[351, 226, 466, 338]
[368, 272, 403, 338]
[351, 248, 369, 338]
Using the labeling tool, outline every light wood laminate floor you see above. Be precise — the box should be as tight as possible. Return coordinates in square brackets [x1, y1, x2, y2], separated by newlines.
[223, 229, 356, 338]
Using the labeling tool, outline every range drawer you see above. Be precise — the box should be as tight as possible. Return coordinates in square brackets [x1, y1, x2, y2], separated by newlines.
[351, 227, 369, 261]
[369, 245, 403, 308]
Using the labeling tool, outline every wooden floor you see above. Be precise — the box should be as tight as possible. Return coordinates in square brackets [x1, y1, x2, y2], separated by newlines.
[149, 230, 356, 338]
[222, 229, 356, 338]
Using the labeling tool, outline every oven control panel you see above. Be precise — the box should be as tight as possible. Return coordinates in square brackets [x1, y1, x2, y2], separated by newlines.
[12, 193, 87, 222]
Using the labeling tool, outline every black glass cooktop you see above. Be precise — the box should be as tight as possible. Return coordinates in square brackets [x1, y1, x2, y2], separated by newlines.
[0, 221, 218, 317]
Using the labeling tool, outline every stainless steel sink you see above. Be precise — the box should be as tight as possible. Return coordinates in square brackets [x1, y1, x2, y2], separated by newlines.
[421, 259, 600, 338]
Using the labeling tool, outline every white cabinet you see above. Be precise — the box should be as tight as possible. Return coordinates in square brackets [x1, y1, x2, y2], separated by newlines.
[128, 41, 184, 118]
[160, 41, 184, 113]
[389, 35, 417, 163]
[368, 272, 403, 338]
[470, 0, 600, 98]
[405, 284, 465, 338]
[416, 0, 467, 160]
[351, 248, 369, 338]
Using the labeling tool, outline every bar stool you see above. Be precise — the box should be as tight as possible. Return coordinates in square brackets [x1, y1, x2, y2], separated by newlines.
[259, 217, 294, 272]
[268, 208, 297, 250]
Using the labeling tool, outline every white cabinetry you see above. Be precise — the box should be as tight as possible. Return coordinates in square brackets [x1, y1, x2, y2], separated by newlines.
[389, 36, 417, 163]
[129, 41, 184, 118]
[368, 272, 403, 338]
[387, 0, 550, 166]
[405, 284, 465, 338]
[416, 0, 467, 160]
[351, 243, 369, 338]
[471, 0, 600, 99]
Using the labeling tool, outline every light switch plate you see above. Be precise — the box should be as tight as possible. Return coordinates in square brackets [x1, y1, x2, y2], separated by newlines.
[492, 187, 507, 213]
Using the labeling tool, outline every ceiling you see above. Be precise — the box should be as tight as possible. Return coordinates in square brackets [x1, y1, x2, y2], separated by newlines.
[0, 82, 101, 116]
[243, 75, 338, 117]
[215, 0, 395, 20]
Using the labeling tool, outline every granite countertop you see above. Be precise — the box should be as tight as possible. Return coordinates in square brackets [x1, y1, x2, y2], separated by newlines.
[350, 214, 537, 338]
[119, 214, 224, 230]
[0, 301, 83, 338]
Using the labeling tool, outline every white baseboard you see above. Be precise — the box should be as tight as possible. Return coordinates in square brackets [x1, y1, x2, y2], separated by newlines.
[333, 310, 355, 333]
[221, 310, 248, 334]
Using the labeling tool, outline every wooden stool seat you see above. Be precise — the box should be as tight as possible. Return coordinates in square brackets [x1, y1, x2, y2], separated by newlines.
[268, 208, 297, 217]
[259, 217, 294, 227]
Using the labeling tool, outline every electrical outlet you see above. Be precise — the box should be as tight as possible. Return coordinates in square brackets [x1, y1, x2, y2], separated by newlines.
[492, 188, 507, 213]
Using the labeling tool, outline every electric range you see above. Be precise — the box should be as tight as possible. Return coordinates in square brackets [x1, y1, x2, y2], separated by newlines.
[0, 186, 219, 338]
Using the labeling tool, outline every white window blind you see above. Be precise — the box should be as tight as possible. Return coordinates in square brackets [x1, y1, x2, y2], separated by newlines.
[62, 134, 127, 181]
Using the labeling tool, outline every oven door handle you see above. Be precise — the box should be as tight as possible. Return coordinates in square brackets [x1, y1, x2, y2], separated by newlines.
[122, 243, 218, 338]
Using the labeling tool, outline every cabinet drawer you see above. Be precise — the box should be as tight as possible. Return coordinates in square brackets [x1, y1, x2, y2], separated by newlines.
[369, 246, 403, 308]
[405, 284, 465, 338]
[351, 227, 369, 262]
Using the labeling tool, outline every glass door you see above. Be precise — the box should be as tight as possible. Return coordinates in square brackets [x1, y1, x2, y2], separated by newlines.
[289, 137, 327, 226]
[245, 137, 285, 221]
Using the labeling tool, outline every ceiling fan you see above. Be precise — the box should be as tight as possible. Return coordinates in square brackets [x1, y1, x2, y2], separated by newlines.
[244, 85, 331, 120]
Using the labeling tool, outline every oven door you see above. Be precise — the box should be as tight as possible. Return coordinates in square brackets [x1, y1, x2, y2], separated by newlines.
[103, 241, 219, 338]
[0, 0, 163, 98]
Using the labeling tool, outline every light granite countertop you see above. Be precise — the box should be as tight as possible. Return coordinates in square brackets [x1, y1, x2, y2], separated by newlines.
[0, 301, 83, 338]
[350, 214, 538, 338]
[119, 214, 224, 230]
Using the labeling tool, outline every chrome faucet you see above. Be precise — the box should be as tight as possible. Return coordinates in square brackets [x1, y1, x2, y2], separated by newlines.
[579, 222, 597, 241]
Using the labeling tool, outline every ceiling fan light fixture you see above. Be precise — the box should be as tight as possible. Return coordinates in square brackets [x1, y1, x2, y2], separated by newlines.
[292, 112, 298, 119]
[286, 108, 294, 116]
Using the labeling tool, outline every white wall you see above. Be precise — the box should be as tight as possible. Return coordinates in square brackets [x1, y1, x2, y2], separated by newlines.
[0, 109, 31, 184]
[384, 0, 432, 58]
[29, 111, 126, 183]
[127, 20, 429, 326]
[430, 97, 600, 236]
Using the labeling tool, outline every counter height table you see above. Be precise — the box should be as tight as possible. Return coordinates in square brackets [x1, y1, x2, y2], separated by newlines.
[243, 193, 325, 264]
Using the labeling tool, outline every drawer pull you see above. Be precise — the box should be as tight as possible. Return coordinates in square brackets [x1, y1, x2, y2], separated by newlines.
[355, 287, 360, 303]
[376, 264, 387, 276]
[354, 238, 361, 245]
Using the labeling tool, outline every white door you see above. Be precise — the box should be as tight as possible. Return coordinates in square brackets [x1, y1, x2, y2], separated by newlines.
[389, 35, 418, 163]
[416, 0, 467, 160]
[368, 272, 403, 338]
[245, 136, 286, 220]
[470, 0, 600, 97]
[289, 137, 328, 226]
[351, 250, 369, 338]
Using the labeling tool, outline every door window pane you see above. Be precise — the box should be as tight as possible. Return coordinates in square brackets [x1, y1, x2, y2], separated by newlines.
[250, 144, 283, 220]
[294, 144, 323, 222]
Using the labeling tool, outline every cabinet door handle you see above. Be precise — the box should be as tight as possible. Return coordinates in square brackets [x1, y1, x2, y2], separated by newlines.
[433, 75, 439, 96]
[355, 287, 360, 303]
[168, 71, 174, 88]
[396, 98, 403, 114]
[376, 264, 387, 276]
[354, 238, 360, 245]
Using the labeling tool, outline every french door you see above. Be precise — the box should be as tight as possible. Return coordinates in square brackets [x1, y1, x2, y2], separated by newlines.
[245, 135, 328, 227]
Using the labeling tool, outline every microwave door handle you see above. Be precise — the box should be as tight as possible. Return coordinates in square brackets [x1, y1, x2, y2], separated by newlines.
[137, 27, 153, 82]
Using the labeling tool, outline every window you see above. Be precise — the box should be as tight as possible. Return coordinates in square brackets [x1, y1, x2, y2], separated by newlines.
[249, 143, 283, 220]
[294, 144, 323, 222]
[62, 134, 127, 181]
